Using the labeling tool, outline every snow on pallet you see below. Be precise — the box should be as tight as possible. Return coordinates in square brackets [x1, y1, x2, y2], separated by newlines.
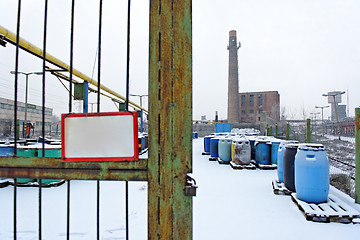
[230, 161, 256, 170]
[252, 161, 277, 170]
[272, 179, 292, 195]
[217, 158, 230, 165]
[291, 193, 360, 224]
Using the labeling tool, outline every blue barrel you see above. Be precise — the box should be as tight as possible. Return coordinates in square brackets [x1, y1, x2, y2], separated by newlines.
[277, 141, 298, 183]
[0, 146, 15, 156]
[271, 140, 281, 165]
[255, 140, 271, 165]
[283, 144, 299, 192]
[248, 138, 256, 160]
[210, 137, 221, 158]
[218, 138, 232, 162]
[295, 144, 329, 203]
[204, 135, 213, 153]
[194, 132, 199, 139]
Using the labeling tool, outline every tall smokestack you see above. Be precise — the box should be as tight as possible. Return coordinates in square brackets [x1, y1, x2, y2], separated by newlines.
[227, 30, 241, 123]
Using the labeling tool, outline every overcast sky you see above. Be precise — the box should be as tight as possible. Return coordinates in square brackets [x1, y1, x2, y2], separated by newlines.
[1, 0, 359, 121]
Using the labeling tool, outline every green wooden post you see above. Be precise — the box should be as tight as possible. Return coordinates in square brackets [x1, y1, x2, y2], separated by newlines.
[307, 118, 311, 143]
[269, 126, 273, 136]
[148, 0, 193, 239]
[275, 124, 278, 138]
[355, 108, 360, 203]
[286, 123, 290, 140]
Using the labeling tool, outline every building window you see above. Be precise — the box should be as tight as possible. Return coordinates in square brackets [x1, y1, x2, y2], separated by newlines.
[250, 117, 254, 121]
[241, 95, 246, 106]
[250, 109, 254, 114]
[241, 110, 246, 115]
[250, 95, 254, 107]
[258, 94, 263, 106]
[259, 109, 263, 114]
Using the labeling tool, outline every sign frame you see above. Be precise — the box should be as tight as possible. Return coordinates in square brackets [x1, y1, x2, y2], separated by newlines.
[61, 111, 139, 162]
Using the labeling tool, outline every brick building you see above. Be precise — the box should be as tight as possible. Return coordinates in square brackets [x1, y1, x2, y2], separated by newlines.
[239, 91, 280, 123]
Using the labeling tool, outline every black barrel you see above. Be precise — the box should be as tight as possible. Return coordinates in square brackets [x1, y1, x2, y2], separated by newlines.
[283, 144, 299, 192]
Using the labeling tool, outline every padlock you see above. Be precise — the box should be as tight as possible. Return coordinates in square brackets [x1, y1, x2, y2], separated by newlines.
[185, 175, 198, 197]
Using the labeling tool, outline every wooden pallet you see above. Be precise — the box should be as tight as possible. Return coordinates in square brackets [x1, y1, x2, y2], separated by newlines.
[217, 158, 230, 165]
[202, 152, 210, 155]
[209, 157, 217, 161]
[272, 179, 292, 195]
[252, 161, 277, 170]
[230, 161, 256, 170]
[291, 193, 360, 224]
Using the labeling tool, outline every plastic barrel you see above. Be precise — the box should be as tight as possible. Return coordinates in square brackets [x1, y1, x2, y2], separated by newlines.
[255, 140, 271, 165]
[277, 142, 287, 183]
[204, 135, 213, 153]
[295, 144, 329, 203]
[210, 137, 221, 158]
[0, 146, 14, 156]
[233, 138, 251, 165]
[271, 140, 281, 165]
[283, 144, 299, 192]
[231, 139, 236, 161]
[218, 138, 232, 162]
[248, 138, 256, 160]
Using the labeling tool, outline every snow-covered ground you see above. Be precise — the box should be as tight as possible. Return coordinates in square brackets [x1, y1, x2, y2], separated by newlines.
[1, 138, 360, 239]
[191, 138, 360, 240]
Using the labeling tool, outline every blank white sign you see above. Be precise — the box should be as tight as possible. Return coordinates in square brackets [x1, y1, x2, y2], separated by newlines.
[62, 112, 137, 161]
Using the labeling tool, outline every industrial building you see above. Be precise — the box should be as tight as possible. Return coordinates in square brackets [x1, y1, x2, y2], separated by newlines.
[0, 97, 52, 138]
[239, 91, 280, 123]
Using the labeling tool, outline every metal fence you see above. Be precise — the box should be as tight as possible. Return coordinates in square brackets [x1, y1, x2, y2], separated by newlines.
[0, 1, 194, 239]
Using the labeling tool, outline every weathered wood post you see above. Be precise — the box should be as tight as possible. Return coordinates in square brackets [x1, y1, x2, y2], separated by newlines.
[148, 0, 193, 239]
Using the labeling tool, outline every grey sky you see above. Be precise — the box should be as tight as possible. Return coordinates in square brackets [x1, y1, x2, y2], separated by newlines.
[1, 0, 359, 121]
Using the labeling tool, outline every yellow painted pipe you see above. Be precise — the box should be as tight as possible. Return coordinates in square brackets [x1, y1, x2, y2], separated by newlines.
[0, 25, 147, 113]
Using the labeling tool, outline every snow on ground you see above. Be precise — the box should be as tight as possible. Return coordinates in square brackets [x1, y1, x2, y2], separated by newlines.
[1, 138, 360, 239]
[0, 181, 148, 239]
[192, 138, 360, 240]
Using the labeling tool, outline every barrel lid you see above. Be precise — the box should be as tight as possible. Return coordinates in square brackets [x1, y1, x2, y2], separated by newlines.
[298, 143, 325, 151]
[285, 143, 300, 149]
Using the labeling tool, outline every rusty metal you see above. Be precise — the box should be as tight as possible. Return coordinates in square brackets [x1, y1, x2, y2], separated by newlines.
[148, 0, 193, 239]
[0, 157, 148, 181]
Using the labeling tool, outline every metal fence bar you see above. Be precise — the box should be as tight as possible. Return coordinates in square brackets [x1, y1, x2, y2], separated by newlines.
[125, 1, 132, 239]
[14, 0, 22, 156]
[69, 0, 75, 113]
[97, 181, 100, 240]
[66, 180, 70, 240]
[355, 108, 360, 203]
[38, 179, 42, 240]
[97, 1, 103, 238]
[13, 178, 17, 240]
